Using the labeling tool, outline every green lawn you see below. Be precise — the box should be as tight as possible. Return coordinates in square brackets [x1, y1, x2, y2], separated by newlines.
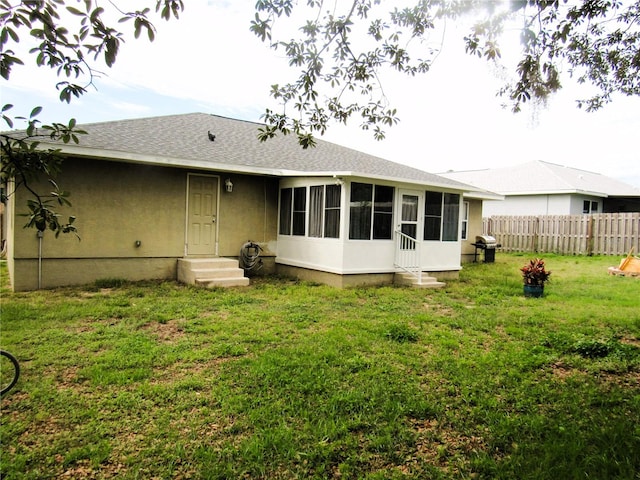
[1, 254, 639, 479]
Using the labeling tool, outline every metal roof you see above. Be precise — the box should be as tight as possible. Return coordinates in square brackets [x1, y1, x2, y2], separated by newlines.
[440, 160, 640, 198]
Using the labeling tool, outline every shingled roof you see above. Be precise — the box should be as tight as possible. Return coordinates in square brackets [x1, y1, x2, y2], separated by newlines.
[36, 112, 471, 191]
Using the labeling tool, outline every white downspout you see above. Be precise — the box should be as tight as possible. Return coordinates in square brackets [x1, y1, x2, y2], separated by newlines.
[37, 230, 44, 289]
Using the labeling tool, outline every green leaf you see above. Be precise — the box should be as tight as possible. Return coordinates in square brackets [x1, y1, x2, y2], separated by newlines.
[7, 26, 19, 43]
[66, 6, 84, 16]
[90, 7, 105, 23]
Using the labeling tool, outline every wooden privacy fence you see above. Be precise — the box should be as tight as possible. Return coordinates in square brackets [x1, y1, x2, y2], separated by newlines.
[483, 213, 640, 256]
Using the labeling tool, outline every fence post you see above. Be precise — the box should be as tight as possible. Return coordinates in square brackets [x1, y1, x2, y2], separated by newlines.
[587, 215, 594, 256]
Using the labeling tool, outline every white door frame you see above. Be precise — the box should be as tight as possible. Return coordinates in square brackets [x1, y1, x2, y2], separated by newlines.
[394, 189, 424, 281]
[397, 189, 423, 244]
[185, 173, 220, 256]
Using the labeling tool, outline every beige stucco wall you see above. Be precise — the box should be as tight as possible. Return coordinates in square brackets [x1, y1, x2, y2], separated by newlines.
[18, 159, 187, 259]
[8, 157, 279, 291]
[461, 198, 485, 263]
[216, 173, 279, 257]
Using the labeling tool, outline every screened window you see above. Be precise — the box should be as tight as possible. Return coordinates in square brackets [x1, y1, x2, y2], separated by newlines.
[461, 201, 469, 240]
[349, 182, 394, 240]
[324, 184, 341, 238]
[279, 188, 292, 235]
[373, 185, 394, 239]
[309, 186, 324, 237]
[442, 193, 460, 241]
[292, 187, 306, 236]
[423, 191, 443, 240]
[308, 184, 341, 238]
[424, 191, 460, 241]
[349, 183, 373, 239]
[400, 194, 419, 240]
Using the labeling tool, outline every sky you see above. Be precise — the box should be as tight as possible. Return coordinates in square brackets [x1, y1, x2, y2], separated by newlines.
[2, 0, 640, 188]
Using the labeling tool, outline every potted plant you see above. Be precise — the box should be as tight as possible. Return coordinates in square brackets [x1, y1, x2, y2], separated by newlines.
[520, 258, 551, 297]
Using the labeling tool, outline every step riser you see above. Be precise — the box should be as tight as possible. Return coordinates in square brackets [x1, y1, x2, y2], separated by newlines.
[178, 258, 249, 288]
[178, 258, 239, 270]
[191, 268, 247, 280]
[196, 278, 250, 288]
[394, 273, 446, 289]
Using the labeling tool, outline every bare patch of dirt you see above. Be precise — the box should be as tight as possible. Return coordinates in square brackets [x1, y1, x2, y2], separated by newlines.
[149, 354, 240, 387]
[598, 369, 640, 388]
[57, 366, 82, 388]
[78, 288, 116, 298]
[58, 459, 131, 479]
[620, 336, 640, 348]
[0, 391, 30, 415]
[551, 361, 575, 380]
[74, 324, 96, 334]
[550, 360, 639, 388]
[141, 319, 185, 344]
[422, 303, 455, 316]
[38, 365, 89, 392]
[406, 418, 490, 475]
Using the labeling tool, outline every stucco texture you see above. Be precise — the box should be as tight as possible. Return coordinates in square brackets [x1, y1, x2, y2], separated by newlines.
[8, 157, 278, 291]
[460, 199, 485, 262]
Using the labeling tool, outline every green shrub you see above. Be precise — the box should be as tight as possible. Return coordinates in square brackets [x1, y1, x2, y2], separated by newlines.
[572, 339, 613, 358]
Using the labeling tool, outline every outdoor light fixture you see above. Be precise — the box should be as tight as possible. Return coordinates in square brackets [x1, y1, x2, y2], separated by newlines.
[224, 178, 233, 193]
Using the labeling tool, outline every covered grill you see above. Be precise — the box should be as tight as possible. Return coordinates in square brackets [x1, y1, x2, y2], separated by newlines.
[471, 235, 500, 263]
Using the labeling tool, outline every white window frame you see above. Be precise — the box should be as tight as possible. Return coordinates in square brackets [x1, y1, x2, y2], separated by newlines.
[461, 201, 469, 240]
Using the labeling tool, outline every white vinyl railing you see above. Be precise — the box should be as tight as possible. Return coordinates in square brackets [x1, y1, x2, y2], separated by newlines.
[394, 229, 422, 283]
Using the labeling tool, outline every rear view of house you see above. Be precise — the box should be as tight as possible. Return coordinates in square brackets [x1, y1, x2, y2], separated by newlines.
[4, 113, 485, 291]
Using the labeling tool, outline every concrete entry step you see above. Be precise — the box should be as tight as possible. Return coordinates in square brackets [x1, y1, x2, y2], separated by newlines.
[178, 258, 250, 288]
[394, 272, 446, 289]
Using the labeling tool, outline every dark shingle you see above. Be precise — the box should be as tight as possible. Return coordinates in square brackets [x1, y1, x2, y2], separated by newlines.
[40, 112, 471, 189]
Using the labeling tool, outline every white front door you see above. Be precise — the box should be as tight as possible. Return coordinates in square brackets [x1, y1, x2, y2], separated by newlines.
[187, 174, 218, 256]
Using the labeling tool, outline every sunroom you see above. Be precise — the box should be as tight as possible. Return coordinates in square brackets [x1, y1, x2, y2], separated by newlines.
[275, 175, 467, 287]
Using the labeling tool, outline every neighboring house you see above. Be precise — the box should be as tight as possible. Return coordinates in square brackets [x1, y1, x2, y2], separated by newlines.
[4, 113, 491, 291]
[440, 160, 640, 216]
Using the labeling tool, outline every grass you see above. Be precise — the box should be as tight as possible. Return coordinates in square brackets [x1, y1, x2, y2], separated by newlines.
[1, 253, 639, 479]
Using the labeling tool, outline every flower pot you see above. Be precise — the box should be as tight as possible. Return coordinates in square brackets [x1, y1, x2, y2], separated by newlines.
[523, 284, 544, 298]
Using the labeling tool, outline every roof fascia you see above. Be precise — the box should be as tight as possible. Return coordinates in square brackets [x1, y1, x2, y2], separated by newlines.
[504, 190, 608, 198]
[464, 191, 505, 200]
[340, 174, 474, 192]
[49, 143, 288, 176]
[49, 143, 474, 192]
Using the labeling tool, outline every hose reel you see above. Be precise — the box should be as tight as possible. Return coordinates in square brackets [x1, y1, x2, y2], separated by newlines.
[239, 240, 263, 275]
